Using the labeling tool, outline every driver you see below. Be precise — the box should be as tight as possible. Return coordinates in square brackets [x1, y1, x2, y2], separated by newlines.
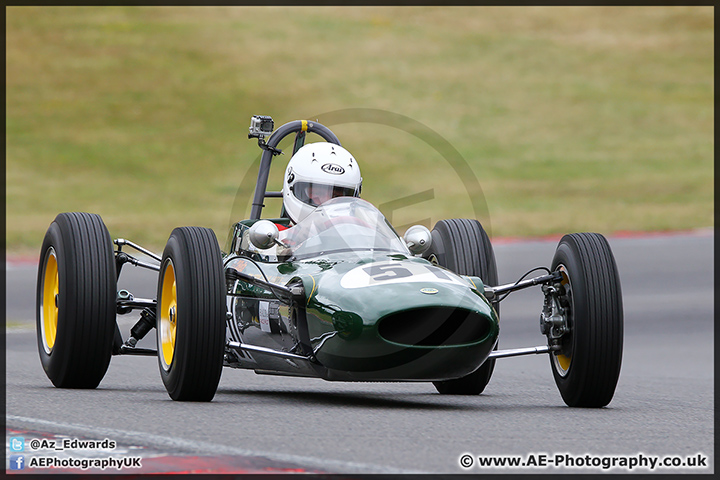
[281, 142, 363, 225]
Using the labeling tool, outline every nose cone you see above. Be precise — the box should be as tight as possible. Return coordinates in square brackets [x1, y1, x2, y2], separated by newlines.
[305, 258, 499, 381]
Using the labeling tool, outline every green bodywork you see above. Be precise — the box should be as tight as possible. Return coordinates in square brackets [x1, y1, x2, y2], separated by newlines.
[224, 218, 499, 382]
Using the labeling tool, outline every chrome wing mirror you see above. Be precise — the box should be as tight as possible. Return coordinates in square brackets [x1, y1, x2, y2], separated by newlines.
[248, 220, 280, 250]
[403, 225, 432, 255]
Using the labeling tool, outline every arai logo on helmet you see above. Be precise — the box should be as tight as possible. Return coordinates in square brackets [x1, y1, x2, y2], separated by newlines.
[321, 163, 345, 175]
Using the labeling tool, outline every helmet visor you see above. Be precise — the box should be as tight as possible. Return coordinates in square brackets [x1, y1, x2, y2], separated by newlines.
[292, 182, 358, 207]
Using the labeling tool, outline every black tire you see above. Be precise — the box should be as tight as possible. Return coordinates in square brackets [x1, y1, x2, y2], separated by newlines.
[423, 218, 499, 395]
[36, 212, 117, 388]
[550, 233, 623, 407]
[157, 227, 226, 401]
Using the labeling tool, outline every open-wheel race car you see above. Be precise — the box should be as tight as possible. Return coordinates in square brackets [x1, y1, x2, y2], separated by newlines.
[36, 116, 623, 407]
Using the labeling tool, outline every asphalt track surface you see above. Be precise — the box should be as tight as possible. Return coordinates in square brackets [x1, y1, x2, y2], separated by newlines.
[5, 230, 714, 474]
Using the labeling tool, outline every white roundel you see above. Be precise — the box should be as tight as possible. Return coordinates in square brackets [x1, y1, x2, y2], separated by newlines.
[340, 261, 466, 289]
[282, 143, 362, 224]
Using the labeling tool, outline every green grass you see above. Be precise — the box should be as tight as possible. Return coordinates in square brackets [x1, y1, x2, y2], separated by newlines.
[6, 6, 714, 256]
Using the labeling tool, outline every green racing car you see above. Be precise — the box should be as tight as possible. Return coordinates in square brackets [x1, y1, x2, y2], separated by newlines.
[36, 116, 623, 407]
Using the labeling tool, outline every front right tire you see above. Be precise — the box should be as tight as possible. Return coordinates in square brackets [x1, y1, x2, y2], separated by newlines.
[157, 227, 226, 401]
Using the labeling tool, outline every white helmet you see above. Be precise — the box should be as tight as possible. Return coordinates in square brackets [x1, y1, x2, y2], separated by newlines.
[282, 142, 362, 224]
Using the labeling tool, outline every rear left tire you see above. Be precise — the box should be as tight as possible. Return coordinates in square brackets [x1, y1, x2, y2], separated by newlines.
[423, 218, 499, 395]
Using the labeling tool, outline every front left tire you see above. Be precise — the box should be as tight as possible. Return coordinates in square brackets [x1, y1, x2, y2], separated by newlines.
[550, 232, 623, 407]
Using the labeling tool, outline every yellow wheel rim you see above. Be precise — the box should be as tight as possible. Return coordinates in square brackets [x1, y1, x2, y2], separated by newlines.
[160, 261, 178, 370]
[553, 265, 572, 376]
[40, 248, 59, 354]
[556, 353, 572, 372]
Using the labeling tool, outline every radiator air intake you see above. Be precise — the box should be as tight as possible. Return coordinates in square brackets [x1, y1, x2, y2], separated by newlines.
[377, 307, 490, 347]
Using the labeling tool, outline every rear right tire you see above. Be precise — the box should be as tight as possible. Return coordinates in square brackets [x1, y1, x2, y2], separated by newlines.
[36, 212, 117, 389]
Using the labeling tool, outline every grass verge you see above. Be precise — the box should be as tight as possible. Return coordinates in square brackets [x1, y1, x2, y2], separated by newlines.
[6, 6, 713, 256]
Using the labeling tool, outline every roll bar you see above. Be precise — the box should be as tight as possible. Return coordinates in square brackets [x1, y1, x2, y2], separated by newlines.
[249, 118, 341, 220]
